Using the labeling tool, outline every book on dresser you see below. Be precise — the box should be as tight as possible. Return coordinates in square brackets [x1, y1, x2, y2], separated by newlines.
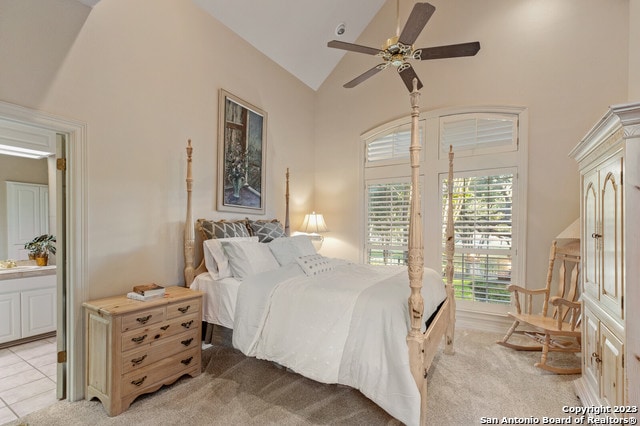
[132, 283, 165, 297]
[126, 291, 164, 302]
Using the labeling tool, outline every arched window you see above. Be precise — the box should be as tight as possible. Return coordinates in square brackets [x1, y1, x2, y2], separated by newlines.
[362, 106, 528, 310]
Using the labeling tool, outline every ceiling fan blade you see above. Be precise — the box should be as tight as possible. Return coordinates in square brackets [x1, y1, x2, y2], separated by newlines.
[327, 40, 382, 56]
[397, 63, 424, 92]
[343, 64, 387, 88]
[414, 41, 481, 60]
[398, 2, 436, 46]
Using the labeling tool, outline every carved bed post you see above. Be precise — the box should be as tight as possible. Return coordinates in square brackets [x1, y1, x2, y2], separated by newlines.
[285, 168, 291, 236]
[184, 140, 195, 286]
[444, 146, 456, 355]
[406, 79, 426, 412]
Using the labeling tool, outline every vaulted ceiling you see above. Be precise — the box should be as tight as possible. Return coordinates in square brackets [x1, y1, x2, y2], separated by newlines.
[77, 0, 386, 90]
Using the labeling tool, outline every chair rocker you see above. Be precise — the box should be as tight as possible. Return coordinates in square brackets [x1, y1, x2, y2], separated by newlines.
[497, 240, 581, 374]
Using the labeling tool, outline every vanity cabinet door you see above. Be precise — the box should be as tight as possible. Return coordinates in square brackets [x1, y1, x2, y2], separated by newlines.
[0, 292, 21, 344]
[21, 286, 56, 338]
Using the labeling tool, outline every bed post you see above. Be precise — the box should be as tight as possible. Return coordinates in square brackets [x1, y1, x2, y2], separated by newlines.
[184, 139, 195, 286]
[444, 146, 456, 355]
[406, 79, 427, 417]
[284, 168, 291, 236]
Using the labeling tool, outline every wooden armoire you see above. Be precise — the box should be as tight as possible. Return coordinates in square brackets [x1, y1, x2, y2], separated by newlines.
[570, 102, 639, 411]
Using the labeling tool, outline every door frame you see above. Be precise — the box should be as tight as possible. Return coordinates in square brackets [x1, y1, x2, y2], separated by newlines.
[0, 100, 87, 401]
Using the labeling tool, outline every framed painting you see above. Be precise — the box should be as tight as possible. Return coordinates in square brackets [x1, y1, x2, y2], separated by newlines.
[217, 89, 267, 214]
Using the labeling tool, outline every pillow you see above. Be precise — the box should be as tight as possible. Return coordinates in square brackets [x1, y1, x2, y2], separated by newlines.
[198, 219, 250, 240]
[268, 235, 316, 266]
[220, 240, 280, 280]
[296, 254, 334, 276]
[203, 236, 257, 280]
[247, 219, 286, 242]
[291, 235, 317, 257]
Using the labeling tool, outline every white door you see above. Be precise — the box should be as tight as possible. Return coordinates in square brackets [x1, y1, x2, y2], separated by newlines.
[6, 181, 49, 259]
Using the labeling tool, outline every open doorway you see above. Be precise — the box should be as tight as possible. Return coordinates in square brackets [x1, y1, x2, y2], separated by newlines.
[0, 100, 87, 407]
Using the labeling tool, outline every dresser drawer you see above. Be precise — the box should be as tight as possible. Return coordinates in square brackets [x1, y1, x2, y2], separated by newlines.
[121, 312, 200, 352]
[167, 298, 201, 319]
[121, 328, 199, 373]
[120, 347, 200, 397]
[121, 307, 166, 332]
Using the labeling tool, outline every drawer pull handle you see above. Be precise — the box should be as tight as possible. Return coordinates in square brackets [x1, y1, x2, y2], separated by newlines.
[131, 355, 147, 366]
[178, 305, 190, 314]
[131, 376, 147, 386]
[591, 233, 602, 239]
[131, 334, 147, 344]
[181, 320, 194, 329]
[136, 315, 152, 324]
[181, 338, 194, 346]
[160, 325, 170, 331]
[181, 356, 194, 366]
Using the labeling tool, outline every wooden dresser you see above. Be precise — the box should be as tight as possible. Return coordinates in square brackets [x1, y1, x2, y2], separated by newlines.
[570, 102, 640, 410]
[83, 286, 203, 416]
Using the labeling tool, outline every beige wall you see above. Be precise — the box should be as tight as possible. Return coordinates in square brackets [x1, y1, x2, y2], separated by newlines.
[315, 0, 629, 290]
[630, 0, 640, 100]
[0, 155, 49, 260]
[0, 0, 316, 299]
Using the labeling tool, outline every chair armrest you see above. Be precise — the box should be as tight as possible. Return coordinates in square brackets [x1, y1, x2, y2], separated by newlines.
[506, 284, 547, 296]
[549, 297, 581, 310]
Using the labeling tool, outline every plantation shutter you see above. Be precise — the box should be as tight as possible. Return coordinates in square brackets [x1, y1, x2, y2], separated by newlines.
[440, 114, 517, 156]
[442, 172, 515, 305]
[366, 181, 412, 265]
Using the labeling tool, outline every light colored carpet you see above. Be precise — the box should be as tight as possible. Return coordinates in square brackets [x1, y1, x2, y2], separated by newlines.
[5, 328, 581, 426]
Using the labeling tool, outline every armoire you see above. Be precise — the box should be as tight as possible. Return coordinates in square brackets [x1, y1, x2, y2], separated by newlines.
[570, 102, 639, 410]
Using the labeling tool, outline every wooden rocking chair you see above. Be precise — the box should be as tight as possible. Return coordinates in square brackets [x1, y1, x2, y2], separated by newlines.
[497, 240, 582, 374]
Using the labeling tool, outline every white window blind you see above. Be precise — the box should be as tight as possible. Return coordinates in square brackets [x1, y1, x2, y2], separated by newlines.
[442, 172, 515, 305]
[366, 181, 411, 265]
[365, 122, 423, 164]
[440, 114, 517, 157]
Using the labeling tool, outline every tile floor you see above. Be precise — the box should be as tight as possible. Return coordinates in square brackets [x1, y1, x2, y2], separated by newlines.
[0, 337, 58, 425]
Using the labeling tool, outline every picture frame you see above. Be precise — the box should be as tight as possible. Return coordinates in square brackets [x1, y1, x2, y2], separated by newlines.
[217, 89, 267, 214]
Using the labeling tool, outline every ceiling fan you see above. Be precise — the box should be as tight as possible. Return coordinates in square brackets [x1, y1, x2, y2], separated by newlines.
[327, 2, 480, 92]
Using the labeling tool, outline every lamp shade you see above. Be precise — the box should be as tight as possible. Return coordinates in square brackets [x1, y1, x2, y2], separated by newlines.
[300, 212, 329, 234]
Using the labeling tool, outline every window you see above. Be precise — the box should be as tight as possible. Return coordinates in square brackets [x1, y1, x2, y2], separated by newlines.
[442, 171, 516, 305]
[361, 106, 527, 312]
[362, 117, 425, 266]
[365, 180, 411, 265]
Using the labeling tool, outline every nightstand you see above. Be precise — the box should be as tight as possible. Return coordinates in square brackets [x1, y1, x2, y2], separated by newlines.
[83, 286, 203, 416]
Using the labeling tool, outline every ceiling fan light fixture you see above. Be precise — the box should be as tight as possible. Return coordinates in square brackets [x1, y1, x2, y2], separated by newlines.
[326, 2, 481, 91]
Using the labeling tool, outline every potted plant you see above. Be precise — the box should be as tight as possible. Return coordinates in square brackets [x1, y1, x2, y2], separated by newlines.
[24, 234, 56, 266]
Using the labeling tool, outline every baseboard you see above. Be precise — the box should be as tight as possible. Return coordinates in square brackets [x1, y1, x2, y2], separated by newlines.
[455, 308, 513, 334]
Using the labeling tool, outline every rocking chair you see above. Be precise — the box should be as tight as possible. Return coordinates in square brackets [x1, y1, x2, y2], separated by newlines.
[497, 240, 581, 374]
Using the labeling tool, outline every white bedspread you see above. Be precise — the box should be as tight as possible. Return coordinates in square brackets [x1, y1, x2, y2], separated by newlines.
[232, 260, 446, 426]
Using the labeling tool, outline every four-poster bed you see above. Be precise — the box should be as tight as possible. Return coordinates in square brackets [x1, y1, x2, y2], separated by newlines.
[182, 82, 456, 425]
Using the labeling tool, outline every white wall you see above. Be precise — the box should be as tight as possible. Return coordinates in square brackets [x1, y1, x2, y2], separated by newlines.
[315, 0, 629, 291]
[0, 0, 316, 299]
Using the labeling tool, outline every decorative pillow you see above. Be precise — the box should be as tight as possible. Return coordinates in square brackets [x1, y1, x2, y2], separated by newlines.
[268, 235, 316, 266]
[247, 219, 286, 242]
[291, 234, 317, 257]
[296, 254, 334, 276]
[198, 219, 250, 240]
[220, 240, 280, 280]
[203, 236, 257, 280]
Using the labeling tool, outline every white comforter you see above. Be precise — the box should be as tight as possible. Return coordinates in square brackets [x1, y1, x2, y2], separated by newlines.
[232, 260, 447, 426]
